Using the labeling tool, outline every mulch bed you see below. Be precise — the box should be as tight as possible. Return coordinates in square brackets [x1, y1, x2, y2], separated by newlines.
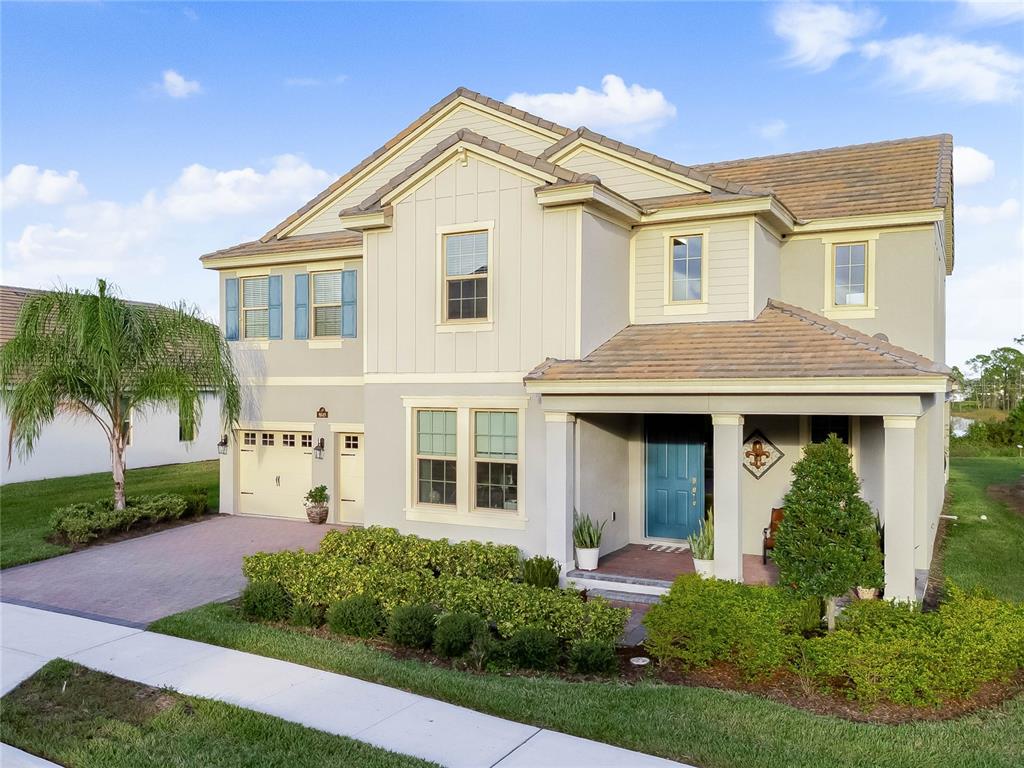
[47, 511, 220, 552]
[261, 617, 1024, 725]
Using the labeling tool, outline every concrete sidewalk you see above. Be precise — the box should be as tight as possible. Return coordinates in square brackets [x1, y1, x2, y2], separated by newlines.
[0, 603, 687, 768]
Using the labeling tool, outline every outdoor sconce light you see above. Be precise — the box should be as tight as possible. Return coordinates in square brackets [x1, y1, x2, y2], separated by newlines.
[313, 438, 326, 460]
[217, 435, 228, 455]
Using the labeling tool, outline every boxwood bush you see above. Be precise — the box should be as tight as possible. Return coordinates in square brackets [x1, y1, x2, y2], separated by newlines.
[240, 581, 291, 622]
[50, 492, 204, 546]
[568, 638, 619, 675]
[388, 604, 438, 649]
[434, 612, 489, 658]
[505, 626, 560, 670]
[326, 595, 384, 637]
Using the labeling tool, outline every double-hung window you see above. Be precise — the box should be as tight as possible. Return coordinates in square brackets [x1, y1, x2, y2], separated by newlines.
[833, 243, 867, 306]
[312, 271, 343, 337]
[242, 276, 270, 339]
[473, 411, 518, 511]
[443, 231, 489, 321]
[416, 410, 457, 507]
[670, 234, 704, 303]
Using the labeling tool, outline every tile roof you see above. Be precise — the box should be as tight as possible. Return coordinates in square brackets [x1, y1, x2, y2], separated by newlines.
[688, 134, 953, 220]
[340, 129, 596, 216]
[258, 87, 572, 243]
[200, 230, 362, 263]
[526, 299, 950, 384]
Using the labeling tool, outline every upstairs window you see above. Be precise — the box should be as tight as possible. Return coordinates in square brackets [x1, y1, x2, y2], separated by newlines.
[833, 243, 867, 306]
[312, 271, 342, 337]
[444, 231, 489, 321]
[670, 234, 704, 303]
[242, 276, 270, 339]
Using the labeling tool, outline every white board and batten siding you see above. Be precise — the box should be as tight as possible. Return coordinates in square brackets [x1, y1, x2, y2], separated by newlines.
[293, 105, 560, 237]
[633, 219, 752, 324]
[364, 154, 578, 375]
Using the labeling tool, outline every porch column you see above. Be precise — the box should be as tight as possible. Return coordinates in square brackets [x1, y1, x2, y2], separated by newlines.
[712, 413, 744, 582]
[545, 412, 576, 569]
[883, 415, 918, 602]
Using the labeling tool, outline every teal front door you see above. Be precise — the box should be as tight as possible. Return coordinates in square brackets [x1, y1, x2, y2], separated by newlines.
[645, 419, 705, 540]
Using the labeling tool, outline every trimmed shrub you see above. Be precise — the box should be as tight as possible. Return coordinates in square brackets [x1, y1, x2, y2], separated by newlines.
[326, 595, 384, 638]
[643, 574, 809, 680]
[240, 580, 291, 622]
[801, 586, 1024, 705]
[521, 556, 560, 589]
[388, 604, 438, 649]
[182, 487, 210, 517]
[289, 602, 325, 628]
[434, 612, 489, 658]
[568, 639, 619, 675]
[50, 493, 193, 546]
[506, 626, 560, 670]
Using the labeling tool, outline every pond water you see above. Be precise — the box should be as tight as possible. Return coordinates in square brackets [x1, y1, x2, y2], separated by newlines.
[950, 416, 974, 437]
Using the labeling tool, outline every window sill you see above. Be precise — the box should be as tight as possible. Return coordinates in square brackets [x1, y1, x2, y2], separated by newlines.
[234, 340, 269, 350]
[662, 302, 709, 316]
[822, 305, 877, 320]
[307, 338, 355, 349]
[405, 506, 527, 530]
[436, 322, 493, 333]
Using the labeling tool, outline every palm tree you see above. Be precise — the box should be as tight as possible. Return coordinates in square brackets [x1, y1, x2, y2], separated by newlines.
[1, 280, 240, 509]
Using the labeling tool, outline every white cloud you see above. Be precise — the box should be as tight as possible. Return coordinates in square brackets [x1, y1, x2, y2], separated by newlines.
[506, 75, 677, 134]
[159, 69, 201, 99]
[754, 118, 788, 140]
[958, 0, 1024, 24]
[953, 146, 996, 187]
[861, 35, 1023, 102]
[957, 197, 1020, 225]
[1, 165, 87, 209]
[771, 2, 882, 71]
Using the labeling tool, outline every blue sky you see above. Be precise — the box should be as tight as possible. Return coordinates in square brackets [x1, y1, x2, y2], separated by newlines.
[2, 1, 1022, 368]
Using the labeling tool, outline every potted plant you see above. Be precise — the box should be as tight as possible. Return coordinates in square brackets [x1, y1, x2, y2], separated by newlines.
[304, 485, 330, 524]
[689, 507, 714, 577]
[572, 512, 605, 571]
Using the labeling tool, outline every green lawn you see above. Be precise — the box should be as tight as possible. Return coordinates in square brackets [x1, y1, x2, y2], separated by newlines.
[943, 457, 1024, 601]
[0, 460, 219, 569]
[0, 659, 436, 768]
[151, 602, 1023, 768]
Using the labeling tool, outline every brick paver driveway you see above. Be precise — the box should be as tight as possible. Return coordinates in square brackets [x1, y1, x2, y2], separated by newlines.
[0, 516, 343, 626]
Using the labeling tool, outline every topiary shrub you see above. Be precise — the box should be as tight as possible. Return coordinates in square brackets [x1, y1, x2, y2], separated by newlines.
[240, 580, 291, 622]
[50, 493, 194, 546]
[505, 626, 560, 670]
[568, 638, 619, 675]
[326, 595, 384, 638]
[772, 435, 883, 629]
[387, 604, 438, 649]
[433, 612, 489, 658]
[521, 556, 560, 589]
[289, 601, 325, 628]
[643, 573, 809, 680]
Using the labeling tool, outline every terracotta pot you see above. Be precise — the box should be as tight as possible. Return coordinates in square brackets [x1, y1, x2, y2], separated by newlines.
[576, 547, 600, 571]
[305, 503, 329, 524]
[693, 558, 714, 578]
[855, 586, 879, 600]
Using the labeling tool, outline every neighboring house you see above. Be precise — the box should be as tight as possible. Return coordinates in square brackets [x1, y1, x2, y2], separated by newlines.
[0, 285, 221, 484]
[202, 88, 953, 602]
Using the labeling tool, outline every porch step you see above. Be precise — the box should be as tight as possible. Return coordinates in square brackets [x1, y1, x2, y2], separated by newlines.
[586, 587, 662, 605]
[565, 569, 671, 598]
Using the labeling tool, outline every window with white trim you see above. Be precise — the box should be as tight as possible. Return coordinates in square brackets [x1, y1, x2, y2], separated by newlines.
[833, 243, 867, 307]
[473, 411, 518, 511]
[261, 432, 274, 446]
[443, 231, 488, 321]
[243, 431, 257, 446]
[311, 271, 342, 337]
[301, 434, 312, 448]
[282, 433, 296, 447]
[416, 410, 457, 507]
[670, 234, 704, 303]
[242, 276, 270, 339]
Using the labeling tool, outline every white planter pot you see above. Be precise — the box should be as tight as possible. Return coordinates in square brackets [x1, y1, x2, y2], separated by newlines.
[693, 558, 714, 578]
[576, 547, 600, 571]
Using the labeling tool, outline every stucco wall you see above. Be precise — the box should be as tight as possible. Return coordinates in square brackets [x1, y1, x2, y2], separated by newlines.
[1, 394, 221, 485]
[580, 211, 630, 357]
[753, 221, 781, 314]
[575, 414, 631, 555]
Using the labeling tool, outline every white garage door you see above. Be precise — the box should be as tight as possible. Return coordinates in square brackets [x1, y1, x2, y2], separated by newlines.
[238, 430, 313, 519]
[336, 433, 364, 525]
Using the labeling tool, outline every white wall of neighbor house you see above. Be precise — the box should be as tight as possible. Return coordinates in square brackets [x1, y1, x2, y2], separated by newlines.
[363, 154, 578, 375]
[294, 104, 561, 237]
[1, 395, 221, 485]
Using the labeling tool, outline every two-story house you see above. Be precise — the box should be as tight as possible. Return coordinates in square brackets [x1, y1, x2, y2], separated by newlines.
[202, 88, 953, 602]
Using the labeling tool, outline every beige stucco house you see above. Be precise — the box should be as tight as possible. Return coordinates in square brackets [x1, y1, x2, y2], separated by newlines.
[202, 88, 953, 603]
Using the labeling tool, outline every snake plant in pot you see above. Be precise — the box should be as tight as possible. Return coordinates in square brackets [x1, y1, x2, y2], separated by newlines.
[573, 512, 606, 571]
[689, 507, 714, 577]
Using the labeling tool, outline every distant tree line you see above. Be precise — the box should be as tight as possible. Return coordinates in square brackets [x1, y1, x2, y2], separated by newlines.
[951, 335, 1024, 412]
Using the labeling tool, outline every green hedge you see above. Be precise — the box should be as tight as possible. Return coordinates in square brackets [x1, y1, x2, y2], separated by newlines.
[242, 529, 628, 645]
[317, 526, 521, 580]
[50, 490, 208, 546]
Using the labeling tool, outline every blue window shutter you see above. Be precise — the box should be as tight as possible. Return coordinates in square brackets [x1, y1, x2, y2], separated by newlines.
[224, 278, 239, 341]
[268, 274, 283, 340]
[341, 269, 357, 338]
[294, 273, 309, 340]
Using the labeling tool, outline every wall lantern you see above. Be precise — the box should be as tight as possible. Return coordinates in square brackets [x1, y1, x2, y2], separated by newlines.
[313, 437, 326, 460]
[217, 435, 228, 455]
